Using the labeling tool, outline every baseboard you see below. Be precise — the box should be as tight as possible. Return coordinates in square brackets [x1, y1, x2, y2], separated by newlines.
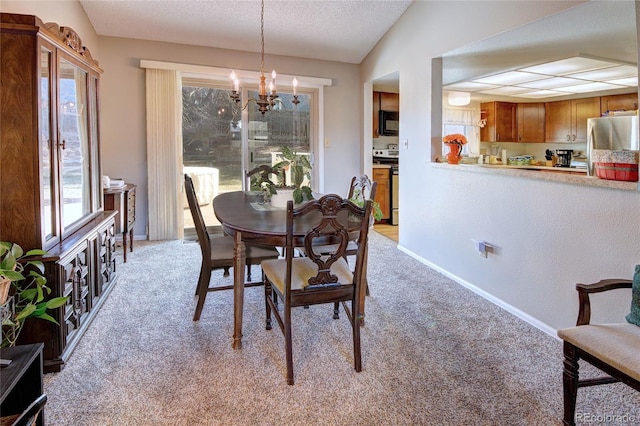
[397, 244, 560, 341]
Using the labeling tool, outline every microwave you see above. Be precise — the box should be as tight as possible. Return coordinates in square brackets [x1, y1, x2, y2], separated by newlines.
[380, 110, 399, 136]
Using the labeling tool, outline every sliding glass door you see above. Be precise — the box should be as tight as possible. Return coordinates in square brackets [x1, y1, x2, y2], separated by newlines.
[181, 82, 313, 231]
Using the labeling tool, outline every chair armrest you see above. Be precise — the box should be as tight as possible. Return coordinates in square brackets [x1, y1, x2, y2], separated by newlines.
[575, 279, 633, 326]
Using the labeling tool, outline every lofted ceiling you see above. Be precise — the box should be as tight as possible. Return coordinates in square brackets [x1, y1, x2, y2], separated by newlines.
[442, 1, 638, 102]
[79, 0, 412, 65]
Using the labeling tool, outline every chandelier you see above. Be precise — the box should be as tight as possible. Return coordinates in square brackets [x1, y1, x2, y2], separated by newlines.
[229, 0, 299, 114]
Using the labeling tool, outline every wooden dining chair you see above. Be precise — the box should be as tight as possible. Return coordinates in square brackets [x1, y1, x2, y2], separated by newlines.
[261, 194, 373, 384]
[311, 175, 377, 318]
[184, 174, 279, 321]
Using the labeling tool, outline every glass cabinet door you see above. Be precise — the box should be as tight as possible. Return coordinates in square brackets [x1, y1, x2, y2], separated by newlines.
[90, 74, 102, 212]
[40, 45, 57, 245]
[58, 57, 91, 231]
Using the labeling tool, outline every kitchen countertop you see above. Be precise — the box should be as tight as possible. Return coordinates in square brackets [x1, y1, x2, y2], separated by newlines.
[431, 162, 638, 191]
[480, 164, 587, 173]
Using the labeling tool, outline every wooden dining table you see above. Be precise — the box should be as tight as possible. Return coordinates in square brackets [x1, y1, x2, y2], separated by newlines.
[212, 191, 368, 350]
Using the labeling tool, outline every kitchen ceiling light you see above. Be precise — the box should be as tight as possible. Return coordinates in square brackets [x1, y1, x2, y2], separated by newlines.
[447, 91, 471, 106]
[443, 55, 637, 100]
[229, 0, 299, 114]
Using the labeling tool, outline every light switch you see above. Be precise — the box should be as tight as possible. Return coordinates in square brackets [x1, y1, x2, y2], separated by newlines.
[403, 138, 408, 148]
[324, 138, 330, 148]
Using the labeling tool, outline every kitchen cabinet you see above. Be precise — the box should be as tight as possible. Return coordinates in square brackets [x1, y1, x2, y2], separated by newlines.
[0, 13, 118, 372]
[380, 92, 399, 111]
[600, 92, 638, 114]
[372, 168, 390, 221]
[480, 102, 517, 142]
[373, 91, 399, 138]
[544, 97, 600, 143]
[517, 102, 545, 142]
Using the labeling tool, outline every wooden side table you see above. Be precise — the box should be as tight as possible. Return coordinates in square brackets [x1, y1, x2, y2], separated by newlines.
[104, 183, 137, 262]
[0, 343, 44, 426]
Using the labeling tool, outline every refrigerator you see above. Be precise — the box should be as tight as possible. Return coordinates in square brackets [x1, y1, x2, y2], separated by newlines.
[587, 116, 639, 176]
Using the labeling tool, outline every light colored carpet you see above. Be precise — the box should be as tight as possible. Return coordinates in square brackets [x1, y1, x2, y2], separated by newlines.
[43, 232, 640, 425]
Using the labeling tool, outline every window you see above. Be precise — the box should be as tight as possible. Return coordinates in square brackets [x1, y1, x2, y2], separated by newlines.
[181, 79, 314, 229]
[442, 107, 481, 157]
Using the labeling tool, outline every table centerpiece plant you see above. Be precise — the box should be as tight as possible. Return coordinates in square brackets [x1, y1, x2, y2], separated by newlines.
[0, 241, 68, 347]
[249, 146, 314, 206]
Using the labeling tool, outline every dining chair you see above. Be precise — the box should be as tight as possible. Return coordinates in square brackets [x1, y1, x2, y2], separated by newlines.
[311, 175, 377, 318]
[557, 268, 640, 426]
[261, 194, 373, 384]
[184, 174, 279, 321]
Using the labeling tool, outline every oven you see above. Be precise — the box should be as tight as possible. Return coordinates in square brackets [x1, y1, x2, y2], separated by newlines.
[391, 166, 399, 226]
[372, 148, 399, 226]
[372, 148, 399, 165]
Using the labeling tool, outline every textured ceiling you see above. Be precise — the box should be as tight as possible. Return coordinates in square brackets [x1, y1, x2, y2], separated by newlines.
[79, 0, 412, 64]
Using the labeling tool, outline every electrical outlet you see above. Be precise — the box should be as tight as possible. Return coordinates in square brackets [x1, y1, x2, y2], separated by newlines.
[472, 239, 489, 257]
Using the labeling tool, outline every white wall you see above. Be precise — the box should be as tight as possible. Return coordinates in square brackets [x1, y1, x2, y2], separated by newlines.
[1, 0, 99, 57]
[361, 0, 640, 332]
[96, 37, 361, 238]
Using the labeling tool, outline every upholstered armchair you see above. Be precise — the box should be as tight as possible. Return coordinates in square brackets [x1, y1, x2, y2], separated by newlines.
[557, 266, 640, 426]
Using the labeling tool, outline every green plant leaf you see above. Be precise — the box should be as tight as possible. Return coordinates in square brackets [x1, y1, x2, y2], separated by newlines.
[20, 288, 38, 302]
[27, 260, 46, 274]
[15, 303, 36, 321]
[36, 312, 59, 324]
[25, 249, 47, 257]
[46, 297, 68, 309]
[1, 270, 24, 281]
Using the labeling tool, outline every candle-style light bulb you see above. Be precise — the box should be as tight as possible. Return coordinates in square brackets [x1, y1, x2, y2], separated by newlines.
[292, 77, 298, 96]
[230, 70, 238, 92]
[270, 70, 277, 94]
[233, 78, 239, 93]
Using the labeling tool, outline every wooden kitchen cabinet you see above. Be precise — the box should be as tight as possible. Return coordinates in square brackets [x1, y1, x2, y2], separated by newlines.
[545, 97, 600, 143]
[372, 168, 390, 221]
[480, 102, 517, 142]
[380, 92, 399, 111]
[517, 102, 545, 142]
[600, 92, 638, 114]
[373, 91, 399, 138]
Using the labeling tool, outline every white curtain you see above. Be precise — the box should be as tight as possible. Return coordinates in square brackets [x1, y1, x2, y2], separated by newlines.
[145, 69, 183, 240]
[443, 107, 481, 156]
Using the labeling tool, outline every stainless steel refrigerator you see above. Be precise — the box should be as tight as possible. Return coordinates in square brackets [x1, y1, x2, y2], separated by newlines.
[587, 116, 639, 176]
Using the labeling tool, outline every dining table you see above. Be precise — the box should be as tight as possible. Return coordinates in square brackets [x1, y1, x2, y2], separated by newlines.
[212, 190, 368, 350]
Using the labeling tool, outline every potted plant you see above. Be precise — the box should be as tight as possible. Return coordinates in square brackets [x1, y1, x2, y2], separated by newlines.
[348, 188, 384, 222]
[0, 242, 68, 347]
[279, 146, 313, 204]
[253, 146, 314, 206]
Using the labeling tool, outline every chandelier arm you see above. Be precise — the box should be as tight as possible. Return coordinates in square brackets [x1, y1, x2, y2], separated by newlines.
[229, 0, 299, 114]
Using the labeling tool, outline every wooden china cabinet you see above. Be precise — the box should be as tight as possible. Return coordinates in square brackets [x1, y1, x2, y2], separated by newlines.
[0, 13, 117, 372]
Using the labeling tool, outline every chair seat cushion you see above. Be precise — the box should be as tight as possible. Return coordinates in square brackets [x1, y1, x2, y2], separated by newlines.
[558, 323, 640, 382]
[262, 256, 353, 293]
[626, 264, 640, 326]
[210, 236, 279, 264]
